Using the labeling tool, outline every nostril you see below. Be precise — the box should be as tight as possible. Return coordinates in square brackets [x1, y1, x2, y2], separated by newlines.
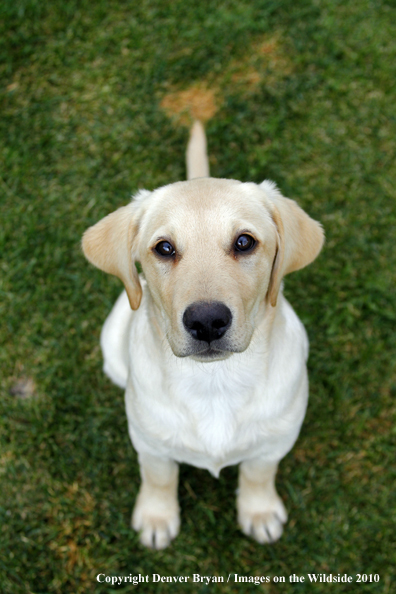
[212, 318, 228, 330]
[183, 302, 232, 343]
[189, 321, 205, 340]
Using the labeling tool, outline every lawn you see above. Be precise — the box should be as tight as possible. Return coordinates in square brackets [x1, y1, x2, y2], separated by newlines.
[1, 0, 395, 592]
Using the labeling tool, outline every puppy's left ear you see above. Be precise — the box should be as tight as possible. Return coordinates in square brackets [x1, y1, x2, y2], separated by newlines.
[82, 203, 143, 310]
[262, 181, 324, 307]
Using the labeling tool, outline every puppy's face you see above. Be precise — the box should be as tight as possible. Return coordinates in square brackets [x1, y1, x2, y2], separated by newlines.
[136, 179, 277, 360]
[82, 178, 324, 362]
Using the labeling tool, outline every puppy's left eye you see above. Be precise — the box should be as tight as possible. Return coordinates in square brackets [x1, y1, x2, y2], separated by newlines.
[234, 234, 256, 253]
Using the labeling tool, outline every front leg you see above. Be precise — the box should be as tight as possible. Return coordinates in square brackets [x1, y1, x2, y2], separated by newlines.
[237, 458, 287, 544]
[132, 452, 180, 549]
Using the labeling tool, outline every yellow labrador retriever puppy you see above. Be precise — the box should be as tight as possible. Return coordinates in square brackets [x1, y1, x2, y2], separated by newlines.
[82, 122, 324, 549]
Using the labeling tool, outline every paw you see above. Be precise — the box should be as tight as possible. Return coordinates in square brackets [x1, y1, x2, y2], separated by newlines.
[132, 496, 180, 550]
[238, 497, 287, 544]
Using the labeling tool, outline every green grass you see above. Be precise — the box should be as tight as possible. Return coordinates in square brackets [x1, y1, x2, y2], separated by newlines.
[1, 0, 395, 592]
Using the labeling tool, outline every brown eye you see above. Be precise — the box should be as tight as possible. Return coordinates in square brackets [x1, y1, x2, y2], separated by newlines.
[155, 240, 175, 257]
[235, 234, 256, 253]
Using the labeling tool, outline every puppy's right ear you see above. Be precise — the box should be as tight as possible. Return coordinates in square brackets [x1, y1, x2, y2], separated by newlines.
[82, 203, 142, 310]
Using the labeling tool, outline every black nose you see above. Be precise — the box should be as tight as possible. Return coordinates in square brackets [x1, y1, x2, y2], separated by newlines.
[183, 301, 232, 343]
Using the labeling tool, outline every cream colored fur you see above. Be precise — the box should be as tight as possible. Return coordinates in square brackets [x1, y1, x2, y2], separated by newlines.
[186, 120, 210, 180]
[82, 123, 324, 549]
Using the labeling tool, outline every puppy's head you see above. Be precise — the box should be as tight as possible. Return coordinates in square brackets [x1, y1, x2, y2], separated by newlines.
[83, 178, 323, 361]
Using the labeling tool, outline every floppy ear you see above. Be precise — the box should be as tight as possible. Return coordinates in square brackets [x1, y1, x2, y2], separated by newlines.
[263, 182, 324, 307]
[82, 203, 142, 310]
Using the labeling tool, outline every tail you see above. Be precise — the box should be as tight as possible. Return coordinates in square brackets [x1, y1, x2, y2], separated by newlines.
[186, 121, 210, 180]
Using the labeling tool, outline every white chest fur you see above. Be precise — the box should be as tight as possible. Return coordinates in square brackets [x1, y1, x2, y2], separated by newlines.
[123, 293, 309, 476]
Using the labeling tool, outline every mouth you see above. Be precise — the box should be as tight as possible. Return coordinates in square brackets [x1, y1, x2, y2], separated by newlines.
[190, 346, 233, 362]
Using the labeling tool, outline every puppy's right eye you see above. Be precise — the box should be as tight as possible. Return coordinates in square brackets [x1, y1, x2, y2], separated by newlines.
[155, 241, 175, 257]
